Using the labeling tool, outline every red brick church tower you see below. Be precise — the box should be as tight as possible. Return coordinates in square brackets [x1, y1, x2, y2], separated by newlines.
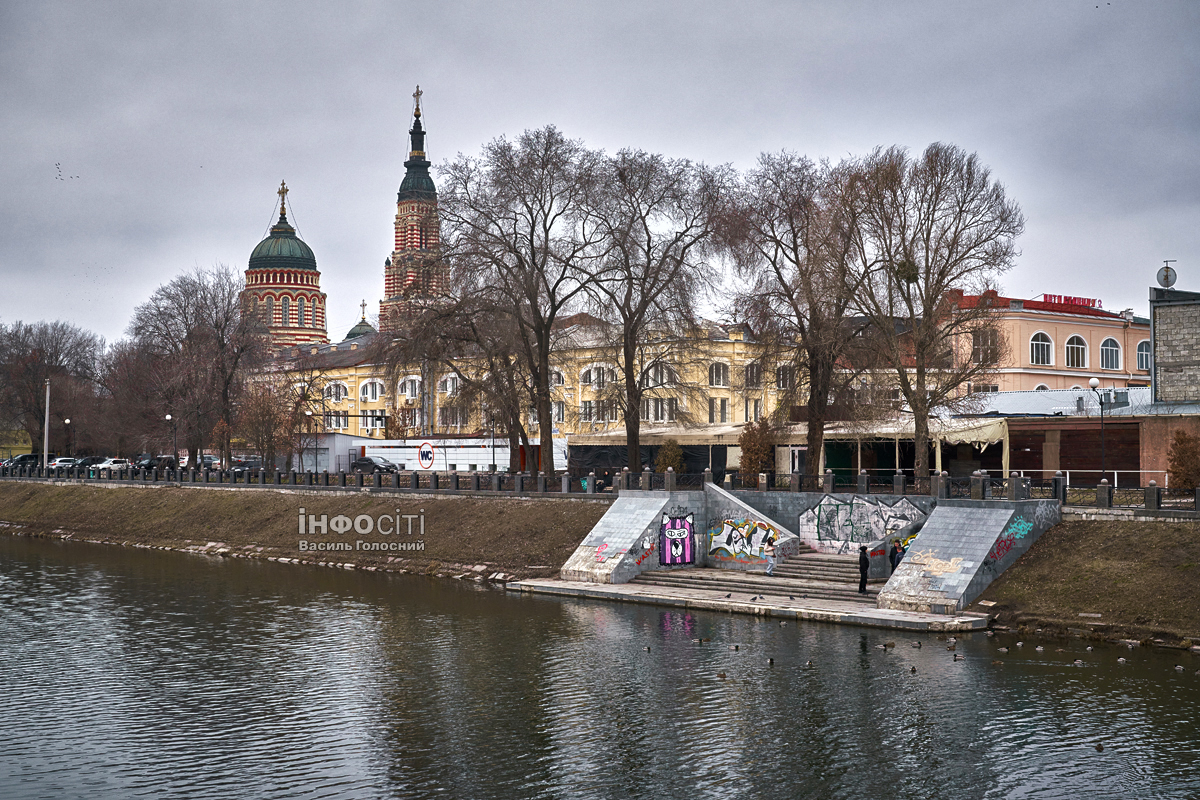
[241, 181, 329, 349]
[380, 87, 446, 330]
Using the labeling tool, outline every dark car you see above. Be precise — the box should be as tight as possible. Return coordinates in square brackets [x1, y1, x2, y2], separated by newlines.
[351, 456, 399, 474]
[231, 460, 264, 477]
[6, 453, 45, 469]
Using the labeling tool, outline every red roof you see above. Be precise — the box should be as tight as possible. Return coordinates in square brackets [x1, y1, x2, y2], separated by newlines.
[951, 290, 1122, 319]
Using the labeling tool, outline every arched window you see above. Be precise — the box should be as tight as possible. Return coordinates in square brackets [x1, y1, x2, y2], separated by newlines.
[399, 376, 421, 399]
[360, 380, 383, 403]
[280, 297, 291, 327]
[1030, 332, 1052, 366]
[1100, 338, 1120, 370]
[1065, 335, 1087, 368]
[265, 296, 275, 325]
[1035, 384, 1050, 391]
[323, 382, 348, 402]
[744, 363, 762, 389]
[297, 297, 306, 328]
[708, 362, 729, 387]
[1137, 340, 1151, 372]
[643, 362, 675, 388]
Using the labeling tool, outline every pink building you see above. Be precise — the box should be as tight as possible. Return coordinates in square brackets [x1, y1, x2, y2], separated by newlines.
[958, 290, 1150, 392]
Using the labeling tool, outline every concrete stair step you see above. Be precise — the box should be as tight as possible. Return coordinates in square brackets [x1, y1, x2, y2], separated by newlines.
[630, 570, 879, 603]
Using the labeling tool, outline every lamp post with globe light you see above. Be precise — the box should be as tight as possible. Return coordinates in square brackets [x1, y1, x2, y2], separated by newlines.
[166, 414, 177, 471]
[1088, 377, 1106, 484]
[64, 418, 74, 458]
[304, 409, 313, 473]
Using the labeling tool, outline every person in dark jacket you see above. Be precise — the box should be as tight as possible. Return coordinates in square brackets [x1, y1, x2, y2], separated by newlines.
[888, 540, 900, 574]
[858, 545, 870, 594]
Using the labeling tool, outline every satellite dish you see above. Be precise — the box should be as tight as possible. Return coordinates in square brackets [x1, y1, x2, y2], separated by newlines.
[1158, 263, 1177, 288]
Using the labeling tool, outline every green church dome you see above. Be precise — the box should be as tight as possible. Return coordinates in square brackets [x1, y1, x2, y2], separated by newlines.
[249, 212, 317, 272]
[345, 316, 376, 340]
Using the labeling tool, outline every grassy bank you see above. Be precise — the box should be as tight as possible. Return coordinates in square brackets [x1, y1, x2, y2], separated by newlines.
[969, 518, 1200, 646]
[0, 482, 610, 580]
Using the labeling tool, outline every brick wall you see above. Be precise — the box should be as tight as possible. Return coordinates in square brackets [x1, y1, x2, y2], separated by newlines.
[1153, 302, 1200, 402]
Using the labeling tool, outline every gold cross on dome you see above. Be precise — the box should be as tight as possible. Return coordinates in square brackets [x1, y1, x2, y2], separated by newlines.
[360, 299, 367, 319]
[278, 180, 289, 216]
[413, 85, 422, 117]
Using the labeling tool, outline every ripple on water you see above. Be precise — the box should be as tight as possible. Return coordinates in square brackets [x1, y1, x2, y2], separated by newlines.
[2, 537, 1200, 800]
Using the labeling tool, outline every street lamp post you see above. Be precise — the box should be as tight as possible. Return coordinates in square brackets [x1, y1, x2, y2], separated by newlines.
[1089, 378, 1106, 484]
[64, 418, 73, 458]
[166, 414, 177, 470]
[304, 409, 313, 473]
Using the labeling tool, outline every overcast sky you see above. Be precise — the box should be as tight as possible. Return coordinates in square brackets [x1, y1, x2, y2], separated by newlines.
[2, 0, 1197, 345]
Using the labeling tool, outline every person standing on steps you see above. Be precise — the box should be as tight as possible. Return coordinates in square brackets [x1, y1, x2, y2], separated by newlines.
[858, 545, 870, 594]
[889, 539, 900, 574]
[764, 535, 777, 577]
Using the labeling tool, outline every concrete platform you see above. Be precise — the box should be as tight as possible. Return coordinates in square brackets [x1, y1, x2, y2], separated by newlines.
[507, 578, 990, 632]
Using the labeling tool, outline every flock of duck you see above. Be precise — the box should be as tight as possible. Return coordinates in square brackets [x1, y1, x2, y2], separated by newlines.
[681, 631, 1200, 675]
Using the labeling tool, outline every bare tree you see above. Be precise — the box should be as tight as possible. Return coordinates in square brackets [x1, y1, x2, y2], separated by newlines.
[0, 320, 103, 457]
[587, 150, 729, 469]
[373, 299, 531, 472]
[723, 152, 872, 478]
[128, 264, 267, 467]
[842, 143, 1024, 477]
[438, 126, 606, 474]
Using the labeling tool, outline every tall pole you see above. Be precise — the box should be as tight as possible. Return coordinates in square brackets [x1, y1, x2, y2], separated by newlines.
[42, 379, 50, 468]
[1089, 378, 1106, 484]
[304, 409, 313, 472]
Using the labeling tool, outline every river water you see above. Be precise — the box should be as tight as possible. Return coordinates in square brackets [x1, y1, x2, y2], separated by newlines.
[1, 534, 1198, 800]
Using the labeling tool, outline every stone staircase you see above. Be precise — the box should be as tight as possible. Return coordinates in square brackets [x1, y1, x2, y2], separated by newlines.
[629, 549, 884, 606]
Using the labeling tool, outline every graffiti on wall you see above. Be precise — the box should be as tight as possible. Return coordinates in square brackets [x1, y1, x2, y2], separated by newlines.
[659, 514, 695, 566]
[907, 549, 964, 576]
[987, 515, 1034, 563]
[795, 496, 928, 552]
[708, 518, 779, 564]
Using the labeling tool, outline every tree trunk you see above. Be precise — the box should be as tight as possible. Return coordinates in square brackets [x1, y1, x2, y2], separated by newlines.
[913, 402, 930, 479]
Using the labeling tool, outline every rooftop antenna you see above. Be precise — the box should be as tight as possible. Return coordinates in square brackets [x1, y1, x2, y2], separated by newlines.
[1158, 260, 1177, 288]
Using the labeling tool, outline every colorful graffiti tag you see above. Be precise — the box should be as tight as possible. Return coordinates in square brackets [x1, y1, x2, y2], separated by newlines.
[708, 518, 779, 564]
[987, 515, 1035, 562]
[795, 496, 927, 553]
[659, 514, 695, 566]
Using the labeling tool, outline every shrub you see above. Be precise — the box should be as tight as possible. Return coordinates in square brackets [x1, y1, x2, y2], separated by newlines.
[738, 419, 777, 488]
[655, 438, 684, 474]
[1168, 430, 1200, 490]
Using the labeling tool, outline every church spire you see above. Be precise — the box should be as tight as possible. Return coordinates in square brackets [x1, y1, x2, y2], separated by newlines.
[397, 85, 436, 202]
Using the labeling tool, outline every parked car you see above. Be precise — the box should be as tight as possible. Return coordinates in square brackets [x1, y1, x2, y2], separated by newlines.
[97, 458, 132, 471]
[231, 460, 264, 477]
[6, 453, 47, 469]
[351, 456, 399, 474]
[74, 456, 106, 469]
[48, 457, 78, 468]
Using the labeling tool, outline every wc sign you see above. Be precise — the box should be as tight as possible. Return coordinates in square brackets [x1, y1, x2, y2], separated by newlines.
[418, 441, 436, 470]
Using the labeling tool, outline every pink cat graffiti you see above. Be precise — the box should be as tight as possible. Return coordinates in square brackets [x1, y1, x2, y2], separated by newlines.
[659, 514, 695, 565]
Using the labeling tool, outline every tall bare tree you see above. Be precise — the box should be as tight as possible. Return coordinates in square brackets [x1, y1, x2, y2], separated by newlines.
[723, 152, 869, 478]
[588, 150, 729, 469]
[438, 126, 606, 474]
[0, 320, 103, 457]
[842, 143, 1024, 477]
[128, 264, 267, 467]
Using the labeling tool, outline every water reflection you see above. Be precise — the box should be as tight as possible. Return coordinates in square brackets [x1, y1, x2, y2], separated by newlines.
[2, 535, 1198, 799]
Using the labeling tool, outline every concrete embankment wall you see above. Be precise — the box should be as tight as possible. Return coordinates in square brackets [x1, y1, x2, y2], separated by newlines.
[560, 485, 802, 584]
[877, 499, 1061, 614]
[0, 481, 610, 579]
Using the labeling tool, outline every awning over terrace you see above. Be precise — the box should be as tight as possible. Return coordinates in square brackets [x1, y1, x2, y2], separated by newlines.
[567, 416, 1011, 475]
